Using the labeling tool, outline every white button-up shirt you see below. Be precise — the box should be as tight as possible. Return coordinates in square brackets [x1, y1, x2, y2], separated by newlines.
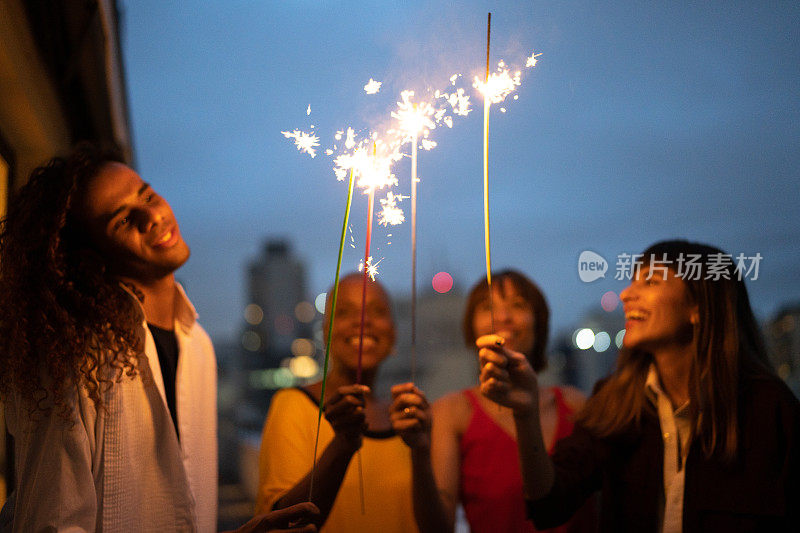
[645, 364, 692, 533]
[1, 284, 217, 532]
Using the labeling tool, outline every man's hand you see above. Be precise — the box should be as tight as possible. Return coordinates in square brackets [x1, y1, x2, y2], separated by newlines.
[390, 383, 431, 450]
[229, 502, 320, 532]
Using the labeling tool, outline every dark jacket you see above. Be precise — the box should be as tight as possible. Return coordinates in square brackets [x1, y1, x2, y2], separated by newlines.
[527, 374, 800, 532]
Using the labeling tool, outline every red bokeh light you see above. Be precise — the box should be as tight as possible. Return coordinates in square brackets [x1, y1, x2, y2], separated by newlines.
[432, 272, 454, 293]
[601, 291, 619, 312]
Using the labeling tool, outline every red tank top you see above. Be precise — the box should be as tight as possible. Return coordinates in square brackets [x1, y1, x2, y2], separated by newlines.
[459, 387, 591, 533]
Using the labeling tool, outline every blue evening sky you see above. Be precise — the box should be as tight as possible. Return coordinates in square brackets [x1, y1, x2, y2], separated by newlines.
[119, 0, 800, 341]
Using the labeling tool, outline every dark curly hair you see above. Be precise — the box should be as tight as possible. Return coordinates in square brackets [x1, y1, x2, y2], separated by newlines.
[0, 142, 145, 415]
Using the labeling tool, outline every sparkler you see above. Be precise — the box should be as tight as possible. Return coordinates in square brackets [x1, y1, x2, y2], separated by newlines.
[482, 12, 495, 328]
[472, 14, 541, 330]
[390, 92, 436, 382]
[309, 167, 356, 502]
[357, 143, 379, 384]
[355, 142, 384, 516]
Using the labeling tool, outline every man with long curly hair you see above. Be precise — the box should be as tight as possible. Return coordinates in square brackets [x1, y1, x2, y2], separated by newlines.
[0, 144, 318, 532]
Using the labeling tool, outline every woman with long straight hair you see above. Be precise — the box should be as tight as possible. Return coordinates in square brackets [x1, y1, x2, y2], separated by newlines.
[478, 240, 800, 532]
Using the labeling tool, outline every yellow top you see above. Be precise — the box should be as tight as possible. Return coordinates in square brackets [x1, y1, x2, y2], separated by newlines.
[257, 387, 419, 533]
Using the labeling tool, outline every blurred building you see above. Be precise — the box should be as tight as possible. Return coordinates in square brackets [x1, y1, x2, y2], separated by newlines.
[0, 0, 132, 507]
[764, 304, 800, 398]
[233, 239, 316, 432]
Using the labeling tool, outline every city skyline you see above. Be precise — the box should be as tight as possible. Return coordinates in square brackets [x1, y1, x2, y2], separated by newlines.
[120, 1, 800, 341]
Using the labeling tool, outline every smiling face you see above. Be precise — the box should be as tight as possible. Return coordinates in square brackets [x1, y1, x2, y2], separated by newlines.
[620, 266, 698, 353]
[75, 162, 190, 283]
[471, 278, 536, 356]
[326, 276, 395, 373]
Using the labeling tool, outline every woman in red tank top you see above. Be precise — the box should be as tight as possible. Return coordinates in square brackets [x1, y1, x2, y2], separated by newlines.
[390, 270, 597, 532]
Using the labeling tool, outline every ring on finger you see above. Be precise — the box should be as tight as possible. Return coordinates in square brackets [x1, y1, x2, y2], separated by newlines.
[403, 407, 413, 415]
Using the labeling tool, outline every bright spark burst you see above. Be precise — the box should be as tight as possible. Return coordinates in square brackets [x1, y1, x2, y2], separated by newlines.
[420, 139, 437, 150]
[473, 64, 522, 104]
[333, 142, 400, 190]
[359, 256, 381, 280]
[378, 191, 408, 226]
[344, 127, 356, 149]
[364, 78, 382, 94]
[281, 129, 320, 158]
[526, 51, 542, 68]
[390, 90, 436, 144]
[306, 104, 311, 115]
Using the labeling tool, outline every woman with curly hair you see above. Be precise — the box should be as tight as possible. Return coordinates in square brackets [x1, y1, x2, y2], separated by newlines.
[0, 144, 317, 532]
[478, 240, 800, 532]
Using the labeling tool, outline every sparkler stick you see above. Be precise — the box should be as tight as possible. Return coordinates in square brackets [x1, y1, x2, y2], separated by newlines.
[355, 143, 380, 515]
[357, 151, 376, 384]
[309, 167, 356, 502]
[410, 128, 418, 383]
[483, 12, 495, 329]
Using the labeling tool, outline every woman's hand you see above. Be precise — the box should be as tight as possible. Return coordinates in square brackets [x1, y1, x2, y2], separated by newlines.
[230, 502, 320, 532]
[477, 334, 539, 415]
[324, 384, 369, 452]
[390, 383, 432, 451]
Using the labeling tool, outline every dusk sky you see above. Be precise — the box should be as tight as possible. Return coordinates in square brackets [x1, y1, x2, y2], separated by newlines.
[119, 1, 800, 342]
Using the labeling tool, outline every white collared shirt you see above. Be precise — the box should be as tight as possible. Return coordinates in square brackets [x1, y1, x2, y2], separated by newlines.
[645, 364, 692, 533]
[2, 283, 217, 532]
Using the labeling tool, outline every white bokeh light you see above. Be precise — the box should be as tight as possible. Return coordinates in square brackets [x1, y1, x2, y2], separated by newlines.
[315, 293, 327, 314]
[574, 328, 595, 350]
[615, 329, 626, 348]
[593, 331, 611, 352]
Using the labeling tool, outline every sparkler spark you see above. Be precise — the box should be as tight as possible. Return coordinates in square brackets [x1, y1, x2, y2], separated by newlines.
[390, 91, 436, 144]
[526, 51, 542, 68]
[358, 256, 381, 280]
[307, 104, 311, 115]
[473, 65, 521, 104]
[364, 78, 382, 94]
[378, 191, 408, 226]
[333, 143, 400, 189]
[345, 127, 356, 149]
[436, 87, 472, 117]
[281, 129, 320, 158]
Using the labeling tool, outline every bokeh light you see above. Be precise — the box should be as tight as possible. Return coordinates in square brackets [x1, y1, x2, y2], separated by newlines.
[315, 292, 327, 314]
[294, 301, 316, 323]
[432, 271, 454, 293]
[289, 355, 319, 378]
[244, 303, 264, 325]
[600, 291, 619, 312]
[615, 329, 626, 348]
[241, 330, 261, 351]
[593, 331, 611, 352]
[574, 328, 595, 350]
[290, 338, 315, 358]
[274, 314, 294, 336]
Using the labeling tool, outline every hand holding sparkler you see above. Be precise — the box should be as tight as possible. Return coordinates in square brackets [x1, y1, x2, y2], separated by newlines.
[389, 383, 432, 451]
[477, 334, 539, 414]
[324, 384, 370, 452]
